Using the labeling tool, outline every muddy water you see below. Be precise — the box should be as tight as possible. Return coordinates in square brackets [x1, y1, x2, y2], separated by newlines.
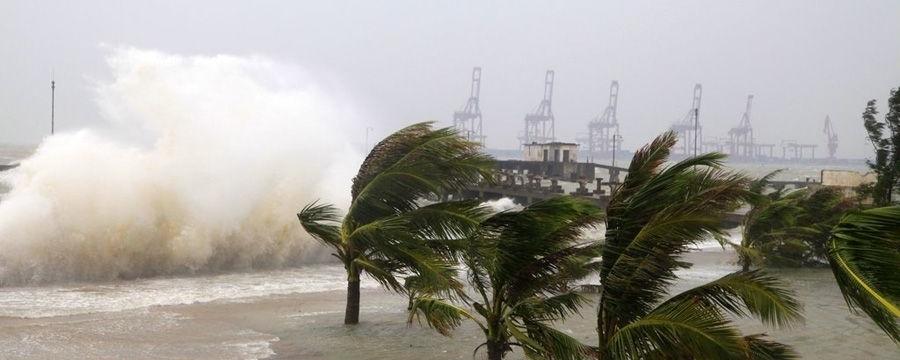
[0, 248, 896, 359]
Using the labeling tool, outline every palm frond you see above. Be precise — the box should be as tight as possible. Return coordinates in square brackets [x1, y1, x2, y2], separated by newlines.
[490, 196, 604, 297]
[347, 123, 493, 226]
[608, 301, 745, 360]
[297, 201, 343, 247]
[827, 206, 900, 342]
[514, 292, 589, 322]
[749, 169, 784, 195]
[408, 297, 482, 336]
[521, 320, 595, 360]
[347, 200, 489, 256]
[742, 334, 799, 360]
[352, 256, 405, 293]
[602, 168, 750, 324]
[658, 270, 803, 329]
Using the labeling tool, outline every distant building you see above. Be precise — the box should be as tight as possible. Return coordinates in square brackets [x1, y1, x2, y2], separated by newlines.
[820, 169, 877, 188]
[523, 142, 579, 163]
[820, 169, 878, 201]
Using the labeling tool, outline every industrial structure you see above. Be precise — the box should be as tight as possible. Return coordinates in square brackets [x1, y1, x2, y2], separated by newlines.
[523, 142, 579, 163]
[519, 70, 556, 145]
[781, 140, 817, 160]
[670, 84, 702, 156]
[727, 95, 754, 158]
[452, 67, 484, 145]
[446, 67, 841, 163]
[583, 81, 621, 162]
[824, 115, 838, 159]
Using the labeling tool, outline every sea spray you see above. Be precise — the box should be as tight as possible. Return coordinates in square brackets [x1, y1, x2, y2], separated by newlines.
[0, 47, 362, 284]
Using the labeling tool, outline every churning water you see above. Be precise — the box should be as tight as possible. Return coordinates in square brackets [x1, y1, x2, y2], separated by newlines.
[0, 48, 362, 285]
[0, 49, 893, 359]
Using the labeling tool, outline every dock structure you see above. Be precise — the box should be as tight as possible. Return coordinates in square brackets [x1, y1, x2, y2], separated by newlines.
[452, 162, 754, 228]
[452, 143, 627, 210]
[455, 167, 616, 209]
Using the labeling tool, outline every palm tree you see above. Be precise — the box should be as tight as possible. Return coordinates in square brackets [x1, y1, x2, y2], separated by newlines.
[408, 196, 604, 360]
[596, 132, 804, 359]
[297, 122, 494, 325]
[739, 174, 857, 270]
[737, 171, 808, 271]
[826, 206, 900, 342]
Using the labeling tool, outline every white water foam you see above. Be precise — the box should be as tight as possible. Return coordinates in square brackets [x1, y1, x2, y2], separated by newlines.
[0, 264, 378, 318]
[0, 47, 362, 285]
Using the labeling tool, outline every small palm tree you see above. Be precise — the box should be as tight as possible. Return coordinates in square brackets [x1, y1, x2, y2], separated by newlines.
[739, 174, 857, 271]
[297, 122, 493, 325]
[408, 196, 604, 360]
[826, 206, 900, 342]
[596, 132, 804, 359]
[738, 171, 808, 271]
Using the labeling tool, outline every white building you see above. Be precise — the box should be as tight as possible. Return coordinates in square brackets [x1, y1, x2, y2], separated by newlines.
[523, 142, 579, 163]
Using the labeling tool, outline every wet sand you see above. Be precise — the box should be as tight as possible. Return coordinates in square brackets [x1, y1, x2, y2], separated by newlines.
[1, 249, 896, 359]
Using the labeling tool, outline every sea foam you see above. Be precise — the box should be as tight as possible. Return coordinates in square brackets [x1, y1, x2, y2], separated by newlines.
[0, 47, 361, 284]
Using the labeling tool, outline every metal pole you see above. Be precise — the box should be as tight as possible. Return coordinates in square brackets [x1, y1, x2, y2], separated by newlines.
[51, 77, 56, 135]
[365, 127, 373, 149]
[693, 108, 699, 157]
[612, 133, 618, 168]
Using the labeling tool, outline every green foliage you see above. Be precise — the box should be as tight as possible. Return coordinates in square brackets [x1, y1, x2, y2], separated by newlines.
[859, 87, 900, 206]
[827, 206, 900, 342]
[408, 196, 603, 360]
[597, 131, 802, 360]
[739, 174, 855, 270]
[297, 122, 494, 324]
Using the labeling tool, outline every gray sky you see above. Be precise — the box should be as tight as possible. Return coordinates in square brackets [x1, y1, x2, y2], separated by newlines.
[2, 0, 899, 158]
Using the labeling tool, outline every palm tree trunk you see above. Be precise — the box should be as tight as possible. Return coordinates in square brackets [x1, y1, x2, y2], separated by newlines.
[344, 268, 361, 325]
[486, 340, 504, 360]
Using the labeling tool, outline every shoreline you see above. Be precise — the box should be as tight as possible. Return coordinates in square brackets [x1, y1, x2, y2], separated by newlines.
[0, 250, 896, 359]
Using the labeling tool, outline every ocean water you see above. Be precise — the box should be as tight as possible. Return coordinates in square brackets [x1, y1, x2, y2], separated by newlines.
[0, 265, 378, 318]
[0, 127, 892, 358]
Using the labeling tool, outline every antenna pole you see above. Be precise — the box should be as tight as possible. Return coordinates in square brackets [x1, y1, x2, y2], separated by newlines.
[693, 108, 698, 157]
[51, 74, 56, 135]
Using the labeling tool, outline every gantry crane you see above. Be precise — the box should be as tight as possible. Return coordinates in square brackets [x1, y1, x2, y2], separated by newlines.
[727, 95, 754, 158]
[670, 84, 703, 156]
[453, 67, 485, 145]
[824, 115, 838, 159]
[585, 81, 620, 162]
[519, 70, 556, 145]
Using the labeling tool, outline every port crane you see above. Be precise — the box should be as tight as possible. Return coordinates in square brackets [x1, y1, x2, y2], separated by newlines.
[519, 70, 556, 145]
[670, 84, 702, 155]
[584, 81, 620, 162]
[727, 95, 754, 158]
[824, 115, 838, 159]
[452, 67, 484, 145]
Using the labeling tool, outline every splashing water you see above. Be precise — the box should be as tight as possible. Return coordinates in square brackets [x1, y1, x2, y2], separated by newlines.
[0, 47, 362, 285]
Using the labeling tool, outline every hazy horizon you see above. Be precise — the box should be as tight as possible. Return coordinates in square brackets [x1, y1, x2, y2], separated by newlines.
[2, 1, 900, 159]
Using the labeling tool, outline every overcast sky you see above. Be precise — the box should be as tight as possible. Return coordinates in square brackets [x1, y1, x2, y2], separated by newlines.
[2, 0, 899, 158]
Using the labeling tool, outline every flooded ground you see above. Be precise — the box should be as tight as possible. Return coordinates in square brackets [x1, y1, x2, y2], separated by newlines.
[0, 247, 895, 359]
[0, 147, 891, 358]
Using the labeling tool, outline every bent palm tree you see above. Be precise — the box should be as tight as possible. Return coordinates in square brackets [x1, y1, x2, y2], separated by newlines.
[408, 196, 604, 360]
[826, 206, 900, 342]
[298, 122, 493, 324]
[739, 172, 856, 270]
[597, 132, 804, 359]
[738, 173, 809, 271]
